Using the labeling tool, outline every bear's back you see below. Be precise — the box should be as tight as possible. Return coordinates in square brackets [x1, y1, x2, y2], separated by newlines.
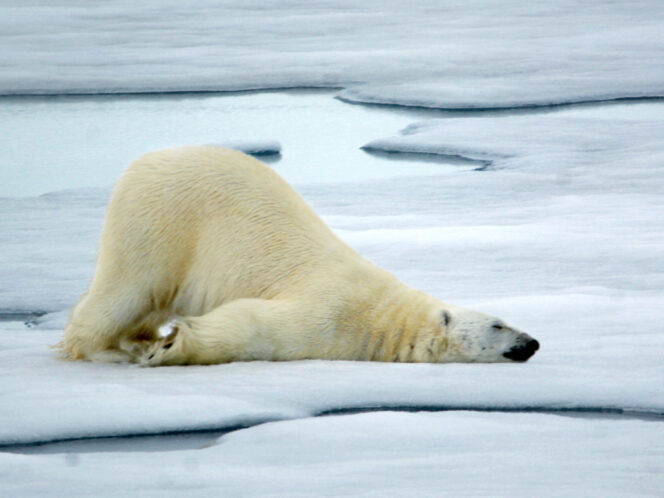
[102, 146, 357, 307]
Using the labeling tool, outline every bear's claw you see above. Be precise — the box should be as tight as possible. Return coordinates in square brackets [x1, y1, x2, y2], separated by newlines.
[140, 320, 180, 366]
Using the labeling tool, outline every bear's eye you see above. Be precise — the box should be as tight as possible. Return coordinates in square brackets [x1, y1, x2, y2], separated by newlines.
[492, 323, 504, 331]
[441, 310, 452, 327]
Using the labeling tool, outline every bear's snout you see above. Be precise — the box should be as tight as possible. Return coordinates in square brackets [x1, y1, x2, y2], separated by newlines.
[502, 338, 539, 362]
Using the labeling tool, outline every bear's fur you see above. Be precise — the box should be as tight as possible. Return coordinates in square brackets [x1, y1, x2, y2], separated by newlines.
[62, 146, 539, 366]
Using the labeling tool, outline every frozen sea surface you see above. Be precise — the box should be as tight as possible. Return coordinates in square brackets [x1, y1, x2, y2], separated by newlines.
[2, 2, 664, 495]
[1, 1, 663, 108]
[1, 96, 663, 496]
[2, 412, 662, 497]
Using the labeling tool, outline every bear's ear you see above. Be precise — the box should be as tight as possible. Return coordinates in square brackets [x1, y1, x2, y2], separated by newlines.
[441, 310, 452, 327]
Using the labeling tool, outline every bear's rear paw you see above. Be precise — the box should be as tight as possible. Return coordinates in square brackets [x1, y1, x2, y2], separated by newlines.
[140, 321, 180, 367]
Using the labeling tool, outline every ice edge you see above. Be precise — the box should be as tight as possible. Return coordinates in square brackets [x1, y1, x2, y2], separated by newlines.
[336, 93, 664, 112]
[2, 405, 662, 450]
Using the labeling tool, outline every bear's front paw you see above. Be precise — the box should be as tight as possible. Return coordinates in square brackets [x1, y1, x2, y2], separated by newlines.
[140, 320, 180, 367]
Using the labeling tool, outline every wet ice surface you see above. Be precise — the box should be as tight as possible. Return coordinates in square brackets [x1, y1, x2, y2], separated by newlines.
[0, 91, 456, 198]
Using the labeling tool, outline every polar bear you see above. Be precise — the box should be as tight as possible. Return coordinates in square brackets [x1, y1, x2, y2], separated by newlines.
[62, 146, 539, 366]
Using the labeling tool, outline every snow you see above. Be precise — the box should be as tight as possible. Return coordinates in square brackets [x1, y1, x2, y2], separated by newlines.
[3, 264, 664, 453]
[1, 412, 662, 497]
[356, 104, 664, 299]
[362, 102, 664, 175]
[1, 1, 663, 109]
[1, 1, 663, 496]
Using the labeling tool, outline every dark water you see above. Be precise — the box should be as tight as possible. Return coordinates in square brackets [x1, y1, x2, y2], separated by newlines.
[1, 429, 237, 455]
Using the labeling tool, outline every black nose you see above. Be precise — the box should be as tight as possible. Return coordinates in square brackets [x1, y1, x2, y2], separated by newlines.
[502, 339, 539, 362]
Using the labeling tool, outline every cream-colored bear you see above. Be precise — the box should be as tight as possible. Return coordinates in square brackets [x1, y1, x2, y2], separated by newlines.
[62, 146, 539, 366]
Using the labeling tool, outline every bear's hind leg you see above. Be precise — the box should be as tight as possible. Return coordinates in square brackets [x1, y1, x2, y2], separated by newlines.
[62, 286, 150, 361]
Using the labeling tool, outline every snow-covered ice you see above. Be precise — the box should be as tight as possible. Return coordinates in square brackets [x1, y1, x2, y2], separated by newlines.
[1, 97, 663, 451]
[1, 1, 664, 496]
[2, 412, 662, 497]
[1, 1, 663, 108]
[2, 97, 664, 496]
[2, 312, 663, 447]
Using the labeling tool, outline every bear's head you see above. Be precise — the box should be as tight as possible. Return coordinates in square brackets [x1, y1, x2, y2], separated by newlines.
[440, 305, 539, 363]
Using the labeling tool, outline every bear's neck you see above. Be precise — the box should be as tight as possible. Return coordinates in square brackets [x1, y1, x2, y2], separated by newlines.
[347, 271, 445, 363]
